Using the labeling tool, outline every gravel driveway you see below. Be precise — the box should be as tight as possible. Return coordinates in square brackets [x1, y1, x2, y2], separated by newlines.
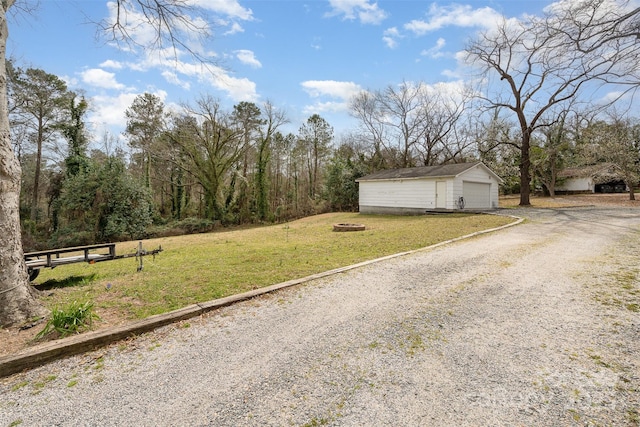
[1, 207, 639, 427]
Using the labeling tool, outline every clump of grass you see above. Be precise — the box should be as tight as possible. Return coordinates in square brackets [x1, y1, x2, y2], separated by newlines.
[36, 301, 99, 340]
[11, 380, 28, 391]
[32, 375, 57, 390]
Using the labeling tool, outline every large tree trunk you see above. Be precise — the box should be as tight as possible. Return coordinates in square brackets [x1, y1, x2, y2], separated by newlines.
[0, 2, 48, 327]
[519, 131, 532, 206]
[30, 125, 43, 221]
[627, 179, 636, 201]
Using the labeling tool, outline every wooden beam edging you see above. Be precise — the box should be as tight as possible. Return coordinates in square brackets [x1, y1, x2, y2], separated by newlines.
[0, 213, 523, 379]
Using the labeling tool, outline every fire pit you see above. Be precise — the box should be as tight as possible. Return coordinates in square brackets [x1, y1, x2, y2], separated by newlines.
[333, 223, 366, 232]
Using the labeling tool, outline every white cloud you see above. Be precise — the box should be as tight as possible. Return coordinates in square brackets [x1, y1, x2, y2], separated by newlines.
[383, 27, 401, 49]
[441, 68, 462, 79]
[190, 0, 254, 21]
[311, 36, 322, 50]
[155, 59, 260, 102]
[80, 68, 126, 90]
[442, 50, 472, 79]
[301, 80, 363, 100]
[301, 80, 364, 117]
[427, 80, 468, 95]
[102, 1, 260, 101]
[210, 73, 259, 102]
[598, 90, 630, 106]
[421, 37, 447, 58]
[88, 90, 169, 143]
[100, 60, 124, 70]
[101, 1, 261, 103]
[235, 49, 262, 68]
[97, 47, 258, 104]
[190, 0, 253, 35]
[104, 1, 234, 58]
[60, 74, 79, 88]
[161, 70, 191, 90]
[405, 3, 502, 35]
[326, 0, 388, 25]
[224, 22, 245, 35]
[90, 92, 142, 129]
[303, 100, 349, 115]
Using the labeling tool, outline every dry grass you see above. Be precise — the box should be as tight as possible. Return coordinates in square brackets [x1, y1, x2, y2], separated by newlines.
[500, 193, 640, 208]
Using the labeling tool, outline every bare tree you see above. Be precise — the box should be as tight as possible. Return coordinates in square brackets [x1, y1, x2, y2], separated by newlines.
[348, 90, 388, 170]
[377, 81, 423, 168]
[0, 1, 212, 327]
[253, 101, 288, 221]
[464, 0, 640, 206]
[297, 114, 333, 199]
[474, 110, 521, 193]
[98, 0, 212, 65]
[349, 81, 423, 168]
[349, 81, 472, 169]
[531, 111, 574, 197]
[414, 84, 473, 165]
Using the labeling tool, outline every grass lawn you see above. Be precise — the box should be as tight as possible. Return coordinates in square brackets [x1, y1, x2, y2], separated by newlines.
[34, 212, 515, 322]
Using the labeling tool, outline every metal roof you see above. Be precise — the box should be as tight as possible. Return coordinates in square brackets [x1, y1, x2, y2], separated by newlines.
[356, 162, 490, 182]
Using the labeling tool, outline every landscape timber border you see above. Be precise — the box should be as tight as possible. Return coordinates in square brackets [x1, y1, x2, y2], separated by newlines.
[0, 213, 523, 378]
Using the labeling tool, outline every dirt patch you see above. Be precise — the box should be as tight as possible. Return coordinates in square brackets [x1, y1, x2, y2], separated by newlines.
[0, 306, 124, 358]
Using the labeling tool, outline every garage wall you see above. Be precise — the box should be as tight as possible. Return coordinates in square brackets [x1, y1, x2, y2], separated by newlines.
[358, 163, 501, 213]
[359, 179, 439, 214]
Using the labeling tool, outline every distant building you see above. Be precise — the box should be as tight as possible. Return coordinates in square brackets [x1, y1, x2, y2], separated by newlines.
[556, 164, 627, 194]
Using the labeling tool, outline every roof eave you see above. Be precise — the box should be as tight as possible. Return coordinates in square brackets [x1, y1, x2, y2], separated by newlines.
[357, 174, 457, 182]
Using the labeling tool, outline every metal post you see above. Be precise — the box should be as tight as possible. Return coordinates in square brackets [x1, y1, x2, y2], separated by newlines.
[137, 241, 144, 272]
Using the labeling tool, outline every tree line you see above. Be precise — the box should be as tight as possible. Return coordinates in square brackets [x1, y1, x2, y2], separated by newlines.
[10, 68, 356, 250]
[10, 69, 640, 251]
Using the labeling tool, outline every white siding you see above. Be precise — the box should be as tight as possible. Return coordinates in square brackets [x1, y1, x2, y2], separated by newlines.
[436, 181, 447, 208]
[359, 179, 436, 209]
[556, 177, 594, 192]
[358, 163, 501, 213]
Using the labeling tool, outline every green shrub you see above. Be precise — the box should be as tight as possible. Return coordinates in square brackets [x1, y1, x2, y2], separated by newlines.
[36, 301, 99, 339]
[48, 229, 94, 249]
[176, 217, 216, 234]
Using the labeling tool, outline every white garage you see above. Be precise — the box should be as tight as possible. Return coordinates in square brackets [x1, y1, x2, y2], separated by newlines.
[356, 162, 502, 214]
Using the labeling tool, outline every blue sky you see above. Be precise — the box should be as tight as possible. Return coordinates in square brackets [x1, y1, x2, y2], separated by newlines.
[8, 0, 559, 146]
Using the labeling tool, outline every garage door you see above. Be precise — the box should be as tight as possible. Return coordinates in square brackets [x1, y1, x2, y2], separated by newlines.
[462, 181, 491, 209]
